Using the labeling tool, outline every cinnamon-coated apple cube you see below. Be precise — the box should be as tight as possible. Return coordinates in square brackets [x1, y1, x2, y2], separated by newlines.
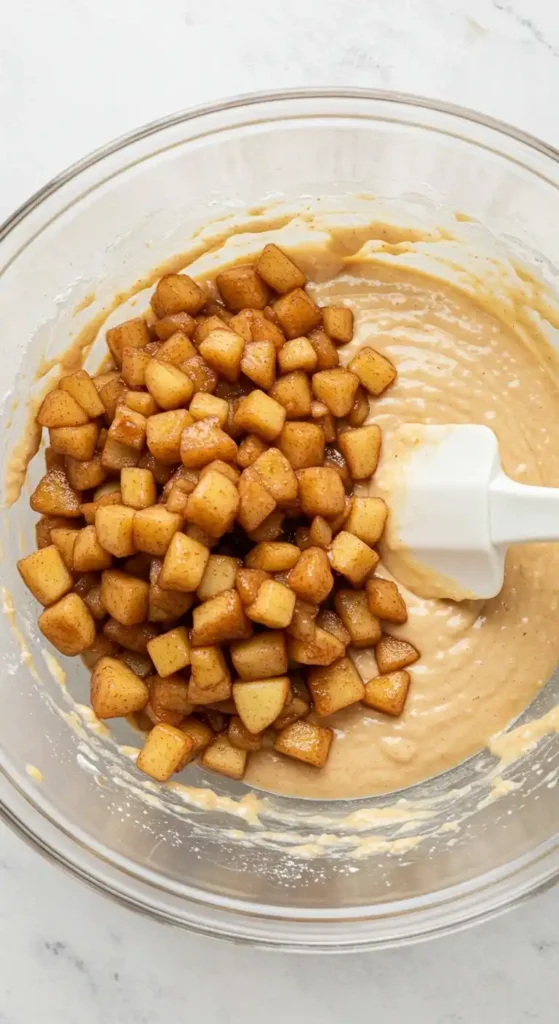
[154, 311, 197, 340]
[189, 392, 229, 427]
[347, 386, 369, 427]
[103, 617, 158, 653]
[247, 510, 285, 542]
[194, 314, 228, 343]
[344, 497, 388, 546]
[375, 635, 419, 674]
[144, 360, 194, 410]
[245, 541, 300, 572]
[73, 526, 113, 572]
[234, 390, 286, 441]
[126, 392, 158, 417]
[240, 340, 276, 390]
[190, 644, 230, 693]
[91, 657, 149, 718]
[236, 468, 276, 532]
[95, 504, 136, 557]
[311, 367, 359, 417]
[49, 422, 99, 461]
[84, 583, 107, 622]
[308, 328, 339, 370]
[277, 336, 317, 374]
[151, 274, 205, 318]
[132, 506, 182, 556]
[191, 589, 249, 645]
[59, 369, 105, 417]
[37, 389, 90, 428]
[228, 716, 263, 752]
[201, 733, 247, 780]
[184, 523, 217, 550]
[146, 626, 191, 678]
[287, 546, 333, 603]
[100, 437, 140, 472]
[366, 577, 408, 624]
[80, 490, 122, 525]
[108, 404, 147, 451]
[251, 314, 285, 350]
[38, 592, 96, 656]
[236, 433, 269, 469]
[273, 677, 311, 729]
[180, 716, 214, 756]
[235, 567, 270, 606]
[231, 631, 288, 681]
[156, 330, 196, 366]
[246, 579, 295, 629]
[185, 470, 239, 538]
[328, 531, 379, 585]
[252, 447, 297, 504]
[316, 609, 351, 646]
[17, 545, 74, 606]
[273, 288, 321, 339]
[295, 527, 312, 551]
[199, 329, 244, 383]
[148, 559, 194, 622]
[81, 635, 119, 670]
[286, 599, 317, 641]
[334, 590, 382, 648]
[349, 345, 397, 396]
[101, 570, 149, 626]
[233, 676, 290, 734]
[338, 424, 382, 480]
[158, 532, 209, 592]
[99, 377, 126, 421]
[146, 410, 192, 464]
[137, 723, 193, 781]
[216, 265, 269, 311]
[269, 370, 312, 418]
[50, 528, 78, 571]
[121, 348, 151, 388]
[180, 419, 237, 469]
[199, 460, 238, 485]
[106, 317, 150, 365]
[362, 670, 411, 717]
[322, 305, 354, 344]
[182, 354, 219, 394]
[196, 555, 241, 602]
[288, 627, 345, 666]
[309, 516, 332, 549]
[274, 719, 333, 768]
[278, 421, 325, 470]
[120, 468, 157, 510]
[147, 675, 193, 723]
[308, 656, 365, 716]
[255, 244, 306, 293]
[298, 467, 346, 518]
[228, 309, 255, 343]
[64, 455, 106, 491]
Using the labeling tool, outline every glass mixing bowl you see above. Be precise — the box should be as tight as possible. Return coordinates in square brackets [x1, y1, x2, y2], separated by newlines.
[1, 90, 558, 952]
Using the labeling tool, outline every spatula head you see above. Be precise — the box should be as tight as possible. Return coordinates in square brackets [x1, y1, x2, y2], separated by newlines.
[377, 424, 505, 601]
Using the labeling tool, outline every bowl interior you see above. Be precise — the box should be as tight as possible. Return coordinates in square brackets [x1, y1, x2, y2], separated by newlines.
[1, 92, 558, 948]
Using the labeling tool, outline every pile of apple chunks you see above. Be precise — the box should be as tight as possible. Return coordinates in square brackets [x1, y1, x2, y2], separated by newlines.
[19, 243, 420, 784]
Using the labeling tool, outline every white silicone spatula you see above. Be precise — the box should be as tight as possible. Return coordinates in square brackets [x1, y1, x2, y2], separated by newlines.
[384, 424, 559, 600]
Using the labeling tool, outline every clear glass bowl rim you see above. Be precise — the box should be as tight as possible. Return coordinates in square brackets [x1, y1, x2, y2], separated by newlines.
[1, 86, 558, 952]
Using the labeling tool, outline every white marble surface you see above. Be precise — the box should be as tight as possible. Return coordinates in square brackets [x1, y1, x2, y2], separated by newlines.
[1, 0, 559, 1020]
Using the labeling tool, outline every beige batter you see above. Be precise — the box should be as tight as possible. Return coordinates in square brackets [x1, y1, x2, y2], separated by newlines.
[7, 199, 559, 805]
[245, 261, 559, 798]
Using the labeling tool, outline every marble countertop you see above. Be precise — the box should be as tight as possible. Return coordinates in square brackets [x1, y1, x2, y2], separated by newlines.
[1, 0, 559, 1020]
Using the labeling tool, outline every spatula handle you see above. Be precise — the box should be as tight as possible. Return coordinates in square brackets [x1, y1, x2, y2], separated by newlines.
[489, 473, 559, 546]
